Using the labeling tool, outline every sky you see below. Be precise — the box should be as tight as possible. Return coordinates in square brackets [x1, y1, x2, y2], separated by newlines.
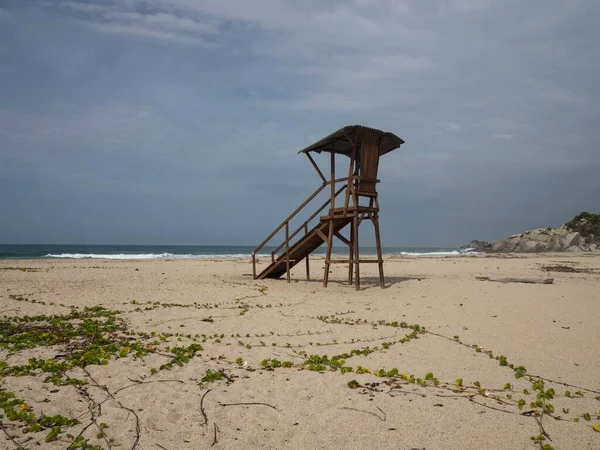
[1, 0, 599, 247]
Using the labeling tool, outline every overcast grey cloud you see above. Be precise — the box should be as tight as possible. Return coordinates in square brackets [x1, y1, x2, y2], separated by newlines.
[1, 0, 599, 246]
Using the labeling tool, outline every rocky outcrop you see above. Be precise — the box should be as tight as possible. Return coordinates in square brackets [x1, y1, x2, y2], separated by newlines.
[489, 226, 599, 253]
[463, 240, 493, 252]
[467, 213, 600, 253]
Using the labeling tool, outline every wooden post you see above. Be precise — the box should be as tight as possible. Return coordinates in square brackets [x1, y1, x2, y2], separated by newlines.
[285, 222, 290, 283]
[348, 220, 354, 285]
[323, 152, 335, 287]
[351, 145, 359, 290]
[330, 151, 336, 213]
[306, 153, 326, 184]
[373, 214, 385, 288]
[305, 223, 310, 280]
[344, 153, 354, 214]
[252, 253, 256, 279]
[353, 211, 360, 291]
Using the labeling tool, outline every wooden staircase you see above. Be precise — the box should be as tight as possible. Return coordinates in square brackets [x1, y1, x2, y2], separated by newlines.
[256, 215, 351, 279]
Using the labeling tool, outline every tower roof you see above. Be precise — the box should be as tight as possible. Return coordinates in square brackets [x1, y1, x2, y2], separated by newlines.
[298, 125, 404, 157]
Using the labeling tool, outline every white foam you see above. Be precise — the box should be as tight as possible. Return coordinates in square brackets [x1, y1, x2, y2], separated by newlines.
[395, 250, 479, 256]
[44, 253, 253, 260]
[44, 250, 477, 259]
[397, 250, 462, 256]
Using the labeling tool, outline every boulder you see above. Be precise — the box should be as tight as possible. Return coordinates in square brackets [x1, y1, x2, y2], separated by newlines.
[528, 229, 552, 243]
[516, 240, 546, 253]
[464, 240, 492, 252]
[545, 235, 563, 252]
[562, 232, 581, 250]
[491, 237, 520, 252]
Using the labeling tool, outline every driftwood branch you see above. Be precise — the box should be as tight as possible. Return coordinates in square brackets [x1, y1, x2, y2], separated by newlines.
[476, 276, 554, 285]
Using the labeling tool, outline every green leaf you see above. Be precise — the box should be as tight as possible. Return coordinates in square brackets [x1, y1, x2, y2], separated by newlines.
[386, 368, 399, 377]
[45, 426, 61, 443]
[28, 423, 42, 433]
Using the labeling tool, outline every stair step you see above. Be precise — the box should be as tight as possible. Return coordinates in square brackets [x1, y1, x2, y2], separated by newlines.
[256, 215, 352, 280]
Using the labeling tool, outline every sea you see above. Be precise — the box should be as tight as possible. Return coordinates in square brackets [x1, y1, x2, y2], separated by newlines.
[0, 244, 474, 260]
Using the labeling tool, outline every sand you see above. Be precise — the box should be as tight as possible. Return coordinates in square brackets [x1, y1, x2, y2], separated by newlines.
[1, 253, 599, 449]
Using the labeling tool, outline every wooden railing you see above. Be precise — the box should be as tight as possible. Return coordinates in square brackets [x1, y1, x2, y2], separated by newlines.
[251, 181, 347, 280]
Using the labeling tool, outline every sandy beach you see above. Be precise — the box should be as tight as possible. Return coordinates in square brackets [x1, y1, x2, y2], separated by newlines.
[1, 253, 599, 450]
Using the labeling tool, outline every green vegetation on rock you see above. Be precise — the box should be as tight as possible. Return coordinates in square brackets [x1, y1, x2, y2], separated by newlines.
[566, 212, 600, 241]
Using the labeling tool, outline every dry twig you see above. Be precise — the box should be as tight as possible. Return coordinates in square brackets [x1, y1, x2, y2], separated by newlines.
[0, 420, 25, 450]
[211, 423, 219, 447]
[218, 402, 277, 410]
[200, 389, 211, 426]
[340, 406, 386, 421]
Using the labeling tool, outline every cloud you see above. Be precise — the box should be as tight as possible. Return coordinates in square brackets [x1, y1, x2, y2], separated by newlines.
[58, 1, 106, 14]
[0, 103, 162, 144]
[0, 102, 173, 185]
[44, 1, 221, 45]
[76, 20, 214, 45]
[446, 0, 492, 11]
[442, 122, 463, 132]
[1, 0, 600, 245]
[542, 88, 587, 104]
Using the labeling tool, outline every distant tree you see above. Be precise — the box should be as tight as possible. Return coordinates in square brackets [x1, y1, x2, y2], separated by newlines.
[566, 212, 600, 241]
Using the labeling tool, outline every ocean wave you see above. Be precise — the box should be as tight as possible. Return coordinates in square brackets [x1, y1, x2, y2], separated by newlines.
[43, 253, 253, 260]
[42, 249, 476, 259]
[395, 250, 475, 256]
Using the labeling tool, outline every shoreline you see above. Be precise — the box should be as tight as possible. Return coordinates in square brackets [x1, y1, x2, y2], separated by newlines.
[2, 249, 600, 263]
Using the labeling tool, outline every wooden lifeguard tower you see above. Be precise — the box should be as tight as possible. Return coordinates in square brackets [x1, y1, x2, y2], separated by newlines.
[251, 125, 404, 290]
